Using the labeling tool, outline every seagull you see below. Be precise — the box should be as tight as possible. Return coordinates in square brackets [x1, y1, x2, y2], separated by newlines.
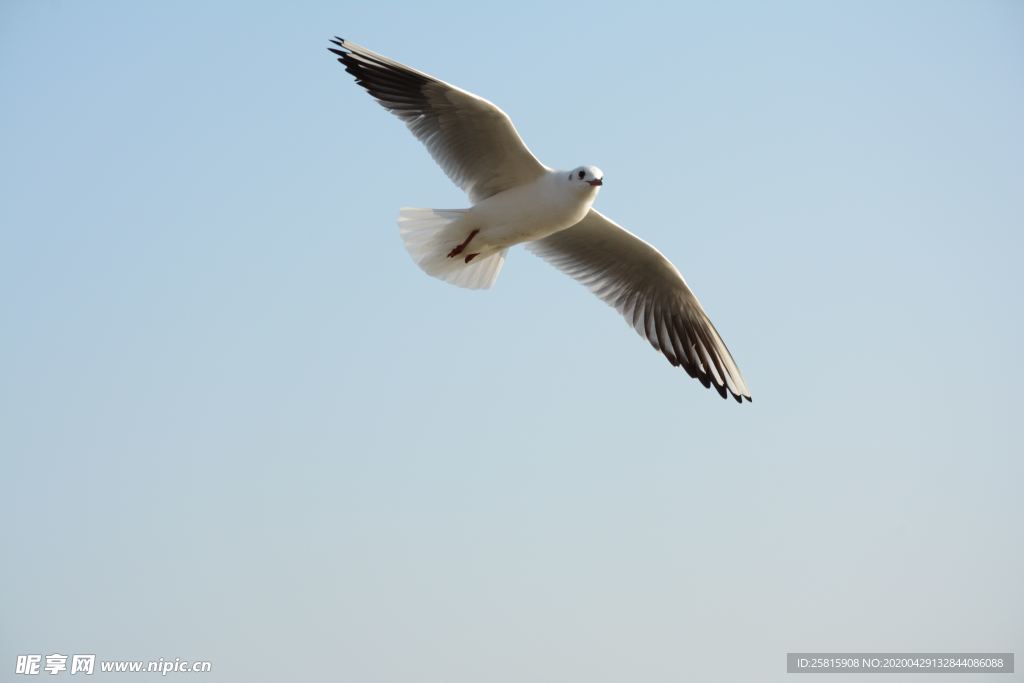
[328, 38, 751, 403]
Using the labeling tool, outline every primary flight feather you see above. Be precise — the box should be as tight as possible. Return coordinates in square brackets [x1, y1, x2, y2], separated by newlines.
[328, 37, 751, 402]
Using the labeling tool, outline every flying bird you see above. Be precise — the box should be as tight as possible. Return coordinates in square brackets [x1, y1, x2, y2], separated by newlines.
[328, 38, 751, 402]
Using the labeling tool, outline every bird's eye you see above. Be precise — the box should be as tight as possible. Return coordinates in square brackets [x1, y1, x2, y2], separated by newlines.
[578, 170, 585, 180]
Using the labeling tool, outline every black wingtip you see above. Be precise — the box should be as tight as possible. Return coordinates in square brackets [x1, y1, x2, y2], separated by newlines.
[721, 386, 752, 404]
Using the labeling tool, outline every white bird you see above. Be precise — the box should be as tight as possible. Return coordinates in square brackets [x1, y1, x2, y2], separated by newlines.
[329, 38, 751, 402]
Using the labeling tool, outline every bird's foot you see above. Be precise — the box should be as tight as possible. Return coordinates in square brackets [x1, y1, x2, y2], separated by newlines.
[464, 253, 480, 263]
[447, 229, 479, 259]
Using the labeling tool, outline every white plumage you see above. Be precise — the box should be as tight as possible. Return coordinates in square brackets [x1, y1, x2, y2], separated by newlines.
[329, 37, 751, 402]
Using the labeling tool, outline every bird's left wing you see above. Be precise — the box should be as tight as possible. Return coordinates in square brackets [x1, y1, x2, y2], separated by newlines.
[527, 210, 751, 402]
[328, 38, 549, 203]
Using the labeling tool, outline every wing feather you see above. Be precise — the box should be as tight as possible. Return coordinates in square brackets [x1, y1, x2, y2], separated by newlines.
[328, 38, 548, 202]
[528, 210, 751, 402]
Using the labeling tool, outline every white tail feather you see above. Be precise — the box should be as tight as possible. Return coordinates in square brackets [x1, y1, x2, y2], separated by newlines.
[398, 208, 507, 290]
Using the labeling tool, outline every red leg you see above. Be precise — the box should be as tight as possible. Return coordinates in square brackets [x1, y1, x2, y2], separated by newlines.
[464, 253, 480, 263]
[447, 229, 479, 258]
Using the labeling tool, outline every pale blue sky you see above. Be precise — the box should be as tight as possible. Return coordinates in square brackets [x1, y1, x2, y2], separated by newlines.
[1, 1, 1022, 681]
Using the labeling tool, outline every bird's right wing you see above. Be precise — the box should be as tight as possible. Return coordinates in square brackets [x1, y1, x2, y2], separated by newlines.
[329, 38, 549, 203]
[528, 210, 751, 402]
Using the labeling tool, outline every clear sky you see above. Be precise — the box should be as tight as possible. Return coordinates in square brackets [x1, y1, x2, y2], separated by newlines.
[1, 1, 1021, 681]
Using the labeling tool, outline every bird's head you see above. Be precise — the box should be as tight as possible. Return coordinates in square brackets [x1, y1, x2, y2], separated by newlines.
[568, 165, 604, 191]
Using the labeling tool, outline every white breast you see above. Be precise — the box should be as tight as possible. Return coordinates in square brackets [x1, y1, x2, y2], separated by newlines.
[468, 171, 598, 249]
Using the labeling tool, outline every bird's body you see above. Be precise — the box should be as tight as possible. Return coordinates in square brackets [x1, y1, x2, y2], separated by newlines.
[329, 37, 753, 402]
[467, 170, 602, 250]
